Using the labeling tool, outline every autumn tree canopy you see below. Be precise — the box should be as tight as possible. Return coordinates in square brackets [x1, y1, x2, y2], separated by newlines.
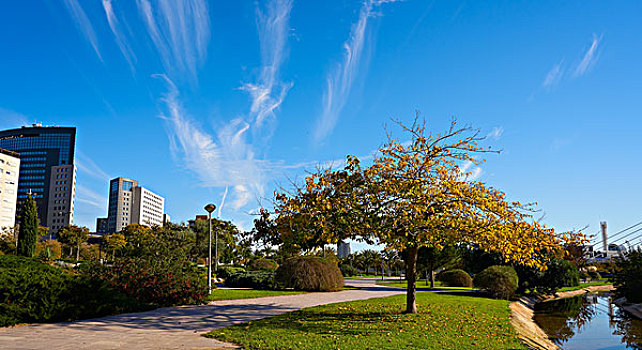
[269, 118, 583, 312]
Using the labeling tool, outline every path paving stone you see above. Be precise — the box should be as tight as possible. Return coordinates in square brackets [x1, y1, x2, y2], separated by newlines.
[0, 279, 402, 349]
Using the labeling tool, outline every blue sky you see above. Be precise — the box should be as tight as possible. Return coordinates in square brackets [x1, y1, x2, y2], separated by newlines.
[1, 1, 641, 250]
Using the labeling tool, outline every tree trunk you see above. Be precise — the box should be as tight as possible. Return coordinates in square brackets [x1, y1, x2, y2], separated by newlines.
[430, 261, 435, 289]
[76, 243, 80, 261]
[405, 246, 418, 313]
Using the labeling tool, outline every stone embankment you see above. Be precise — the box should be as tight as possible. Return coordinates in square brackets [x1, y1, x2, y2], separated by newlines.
[510, 285, 615, 350]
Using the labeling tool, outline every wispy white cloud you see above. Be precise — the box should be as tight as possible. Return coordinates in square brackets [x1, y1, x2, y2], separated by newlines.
[76, 152, 111, 181]
[314, 0, 401, 143]
[542, 60, 564, 88]
[218, 186, 228, 218]
[241, 0, 293, 128]
[157, 74, 266, 211]
[75, 185, 107, 209]
[63, 0, 103, 61]
[574, 34, 602, 77]
[0, 108, 29, 128]
[102, 0, 137, 71]
[136, 0, 210, 80]
[459, 160, 483, 181]
[486, 126, 504, 140]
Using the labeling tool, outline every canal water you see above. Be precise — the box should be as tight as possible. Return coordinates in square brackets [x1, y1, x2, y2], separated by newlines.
[534, 293, 642, 349]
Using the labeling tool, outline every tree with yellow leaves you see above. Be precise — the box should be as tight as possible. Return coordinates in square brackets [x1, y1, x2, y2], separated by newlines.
[272, 117, 581, 313]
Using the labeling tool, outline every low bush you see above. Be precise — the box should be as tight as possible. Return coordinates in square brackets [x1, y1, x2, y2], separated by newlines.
[339, 264, 359, 277]
[615, 251, 642, 303]
[84, 258, 208, 307]
[515, 259, 580, 294]
[588, 270, 601, 280]
[474, 265, 518, 300]
[0, 255, 144, 327]
[275, 256, 343, 292]
[217, 266, 246, 279]
[437, 269, 473, 287]
[248, 258, 279, 271]
[224, 271, 275, 290]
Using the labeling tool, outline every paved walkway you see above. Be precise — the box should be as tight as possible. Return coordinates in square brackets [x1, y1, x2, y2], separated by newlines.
[0, 279, 403, 349]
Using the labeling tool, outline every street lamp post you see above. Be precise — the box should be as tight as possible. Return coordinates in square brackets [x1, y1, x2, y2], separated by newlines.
[204, 203, 216, 295]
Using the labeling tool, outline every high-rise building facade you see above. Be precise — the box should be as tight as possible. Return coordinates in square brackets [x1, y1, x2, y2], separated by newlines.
[107, 177, 138, 233]
[0, 149, 20, 229]
[96, 217, 108, 234]
[0, 125, 76, 231]
[106, 177, 165, 232]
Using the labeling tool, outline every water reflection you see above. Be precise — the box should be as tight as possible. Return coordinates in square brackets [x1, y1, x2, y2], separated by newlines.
[534, 293, 642, 349]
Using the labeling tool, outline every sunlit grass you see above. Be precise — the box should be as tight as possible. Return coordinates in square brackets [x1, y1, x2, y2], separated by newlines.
[205, 290, 524, 349]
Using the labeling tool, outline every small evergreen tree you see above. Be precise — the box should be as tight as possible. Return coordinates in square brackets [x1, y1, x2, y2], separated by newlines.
[16, 194, 38, 257]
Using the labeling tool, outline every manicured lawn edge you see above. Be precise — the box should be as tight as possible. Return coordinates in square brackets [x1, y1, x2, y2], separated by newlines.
[204, 290, 525, 349]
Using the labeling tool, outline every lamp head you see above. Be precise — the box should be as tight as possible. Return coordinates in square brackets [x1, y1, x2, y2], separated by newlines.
[204, 204, 216, 213]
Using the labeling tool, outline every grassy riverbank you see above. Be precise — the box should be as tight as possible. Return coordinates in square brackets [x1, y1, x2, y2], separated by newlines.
[205, 290, 525, 349]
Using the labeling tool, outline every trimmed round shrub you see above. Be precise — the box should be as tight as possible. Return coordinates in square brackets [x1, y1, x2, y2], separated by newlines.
[275, 256, 344, 292]
[248, 258, 279, 271]
[473, 265, 518, 300]
[339, 264, 359, 277]
[437, 269, 473, 287]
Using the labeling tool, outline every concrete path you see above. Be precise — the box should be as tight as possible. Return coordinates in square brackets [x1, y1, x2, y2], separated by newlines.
[0, 279, 403, 349]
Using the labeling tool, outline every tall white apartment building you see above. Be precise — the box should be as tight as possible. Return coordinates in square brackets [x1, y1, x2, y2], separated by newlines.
[0, 149, 20, 229]
[132, 186, 164, 227]
[106, 177, 165, 232]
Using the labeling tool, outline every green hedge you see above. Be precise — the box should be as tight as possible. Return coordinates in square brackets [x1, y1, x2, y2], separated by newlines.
[248, 258, 279, 271]
[473, 265, 518, 300]
[217, 265, 246, 279]
[437, 269, 473, 287]
[275, 256, 343, 292]
[0, 255, 144, 327]
[224, 271, 276, 290]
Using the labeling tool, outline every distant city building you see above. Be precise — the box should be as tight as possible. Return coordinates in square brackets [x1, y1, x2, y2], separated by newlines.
[106, 177, 165, 232]
[337, 240, 351, 259]
[96, 217, 108, 234]
[131, 186, 164, 227]
[0, 125, 77, 234]
[163, 213, 171, 225]
[0, 148, 20, 229]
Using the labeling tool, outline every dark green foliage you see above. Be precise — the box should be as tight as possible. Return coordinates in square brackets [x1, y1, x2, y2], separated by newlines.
[437, 269, 473, 287]
[615, 250, 642, 303]
[275, 256, 344, 292]
[588, 270, 601, 280]
[248, 258, 279, 271]
[515, 258, 580, 294]
[217, 265, 246, 279]
[461, 247, 504, 275]
[16, 195, 38, 257]
[84, 258, 208, 307]
[224, 271, 275, 290]
[474, 265, 519, 300]
[0, 255, 144, 327]
[339, 264, 359, 277]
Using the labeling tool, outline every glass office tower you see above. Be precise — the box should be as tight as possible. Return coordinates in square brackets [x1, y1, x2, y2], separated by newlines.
[0, 124, 76, 230]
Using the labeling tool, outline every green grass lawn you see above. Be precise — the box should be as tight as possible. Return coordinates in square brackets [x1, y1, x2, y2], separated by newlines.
[344, 274, 385, 279]
[205, 290, 525, 349]
[206, 289, 306, 301]
[557, 280, 612, 292]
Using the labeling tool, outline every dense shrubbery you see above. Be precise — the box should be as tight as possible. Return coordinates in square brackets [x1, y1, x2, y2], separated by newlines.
[339, 264, 359, 277]
[588, 270, 601, 280]
[83, 258, 207, 307]
[437, 269, 473, 287]
[248, 258, 279, 271]
[224, 271, 275, 290]
[474, 265, 518, 300]
[0, 255, 144, 327]
[515, 258, 580, 294]
[217, 265, 246, 279]
[615, 250, 642, 303]
[275, 256, 343, 292]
